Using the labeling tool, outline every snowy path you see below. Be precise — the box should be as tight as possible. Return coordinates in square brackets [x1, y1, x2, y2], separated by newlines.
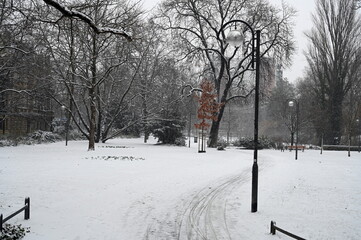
[1, 138, 361, 239]
[175, 169, 250, 240]
[143, 160, 271, 240]
[142, 169, 251, 240]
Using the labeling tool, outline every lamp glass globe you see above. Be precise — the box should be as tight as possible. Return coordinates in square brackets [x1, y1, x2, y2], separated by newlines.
[226, 30, 244, 47]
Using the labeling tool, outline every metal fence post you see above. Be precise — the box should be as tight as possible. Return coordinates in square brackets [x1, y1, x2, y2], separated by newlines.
[25, 197, 30, 220]
[270, 221, 276, 235]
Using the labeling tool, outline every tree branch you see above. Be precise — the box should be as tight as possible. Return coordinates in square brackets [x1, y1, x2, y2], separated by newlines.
[43, 0, 132, 41]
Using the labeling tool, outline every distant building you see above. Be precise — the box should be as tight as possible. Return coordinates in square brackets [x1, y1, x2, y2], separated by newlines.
[260, 57, 277, 98]
[0, 72, 53, 137]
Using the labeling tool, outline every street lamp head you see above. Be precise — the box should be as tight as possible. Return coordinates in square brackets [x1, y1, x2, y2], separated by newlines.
[288, 100, 294, 107]
[357, 119, 360, 123]
[61, 105, 66, 111]
[226, 30, 244, 47]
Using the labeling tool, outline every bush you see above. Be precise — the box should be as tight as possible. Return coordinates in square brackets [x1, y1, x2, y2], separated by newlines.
[233, 136, 272, 149]
[151, 120, 186, 145]
[174, 137, 186, 146]
[0, 130, 62, 147]
[17, 130, 62, 145]
[217, 145, 225, 150]
[66, 129, 87, 141]
[0, 138, 13, 147]
[0, 224, 30, 240]
[217, 138, 229, 148]
[323, 145, 360, 151]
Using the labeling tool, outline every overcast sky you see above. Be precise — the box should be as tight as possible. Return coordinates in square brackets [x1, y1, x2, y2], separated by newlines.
[141, 0, 317, 84]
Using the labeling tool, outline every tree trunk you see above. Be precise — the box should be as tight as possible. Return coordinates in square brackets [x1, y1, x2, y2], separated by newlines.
[88, 32, 97, 151]
[88, 89, 96, 151]
[322, 86, 344, 145]
[325, 94, 343, 144]
[66, 19, 75, 146]
[208, 101, 226, 147]
[142, 98, 149, 143]
[95, 90, 102, 143]
[290, 132, 294, 146]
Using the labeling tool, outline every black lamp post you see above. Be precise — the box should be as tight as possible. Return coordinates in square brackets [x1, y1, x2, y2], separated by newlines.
[221, 20, 261, 213]
[357, 119, 360, 153]
[288, 100, 299, 160]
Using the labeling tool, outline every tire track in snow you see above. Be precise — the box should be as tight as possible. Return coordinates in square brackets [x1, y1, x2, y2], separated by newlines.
[144, 163, 268, 240]
[175, 167, 251, 240]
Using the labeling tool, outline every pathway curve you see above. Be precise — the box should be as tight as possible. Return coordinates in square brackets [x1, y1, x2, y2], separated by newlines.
[143, 164, 265, 240]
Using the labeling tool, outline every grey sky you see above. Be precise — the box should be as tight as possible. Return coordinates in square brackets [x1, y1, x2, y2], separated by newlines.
[278, 0, 316, 83]
[141, 0, 317, 84]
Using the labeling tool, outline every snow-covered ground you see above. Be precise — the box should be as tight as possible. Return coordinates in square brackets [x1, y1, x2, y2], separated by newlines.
[1, 137, 360, 239]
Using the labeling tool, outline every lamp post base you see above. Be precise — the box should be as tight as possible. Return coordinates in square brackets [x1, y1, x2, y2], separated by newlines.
[251, 161, 258, 212]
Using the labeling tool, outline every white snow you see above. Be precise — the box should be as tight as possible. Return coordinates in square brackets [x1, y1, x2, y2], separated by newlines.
[1, 137, 360, 239]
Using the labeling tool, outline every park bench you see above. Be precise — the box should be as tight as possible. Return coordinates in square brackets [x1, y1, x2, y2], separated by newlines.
[286, 145, 305, 151]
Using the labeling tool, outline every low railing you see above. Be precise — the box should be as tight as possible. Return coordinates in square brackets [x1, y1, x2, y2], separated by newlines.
[322, 145, 360, 151]
[0, 198, 30, 231]
[270, 221, 306, 240]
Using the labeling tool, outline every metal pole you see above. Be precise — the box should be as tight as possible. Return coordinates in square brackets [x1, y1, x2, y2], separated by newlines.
[356, 119, 361, 152]
[188, 112, 191, 148]
[295, 101, 299, 160]
[348, 133, 351, 157]
[358, 124, 361, 152]
[198, 130, 200, 152]
[320, 133, 323, 154]
[251, 30, 260, 213]
[65, 115, 69, 146]
[24, 197, 30, 220]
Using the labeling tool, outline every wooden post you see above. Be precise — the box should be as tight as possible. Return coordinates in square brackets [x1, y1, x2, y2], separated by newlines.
[0, 214, 3, 231]
[348, 134, 351, 157]
[24, 197, 30, 220]
[320, 134, 323, 154]
[270, 221, 276, 235]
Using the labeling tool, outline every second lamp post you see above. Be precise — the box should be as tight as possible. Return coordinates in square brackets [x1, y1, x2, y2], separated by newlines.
[288, 100, 299, 160]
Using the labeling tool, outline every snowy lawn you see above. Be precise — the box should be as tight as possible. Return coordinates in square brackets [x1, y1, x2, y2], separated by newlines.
[1, 137, 360, 239]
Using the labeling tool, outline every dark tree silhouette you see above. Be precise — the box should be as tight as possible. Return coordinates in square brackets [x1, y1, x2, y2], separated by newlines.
[305, 0, 361, 144]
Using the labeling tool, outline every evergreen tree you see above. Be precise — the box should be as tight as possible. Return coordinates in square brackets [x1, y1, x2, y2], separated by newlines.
[151, 107, 186, 145]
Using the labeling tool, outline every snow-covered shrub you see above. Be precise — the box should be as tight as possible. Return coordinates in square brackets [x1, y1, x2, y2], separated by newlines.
[0, 223, 30, 240]
[0, 131, 63, 147]
[0, 137, 13, 147]
[67, 129, 87, 141]
[233, 136, 272, 149]
[151, 122, 185, 145]
[18, 130, 62, 144]
[217, 138, 229, 148]
[174, 137, 186, 146]
[217, 145, 225, 150]
[29, 130, 61, 142]
[323, 145, 359, 151]
[0, 131, 62, 146]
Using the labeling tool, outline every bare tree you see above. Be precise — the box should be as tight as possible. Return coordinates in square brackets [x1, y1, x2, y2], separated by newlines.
[42, 0, 132, 41]
[39, 0, 141, 150]
[305, 0, 361, 144]
[157, 0, 295, 147]
[265, 77, 296, 142]
[1, 0, 54, 136]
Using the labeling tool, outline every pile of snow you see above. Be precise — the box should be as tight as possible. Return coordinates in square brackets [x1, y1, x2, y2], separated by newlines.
[0, 137, 360, 239]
